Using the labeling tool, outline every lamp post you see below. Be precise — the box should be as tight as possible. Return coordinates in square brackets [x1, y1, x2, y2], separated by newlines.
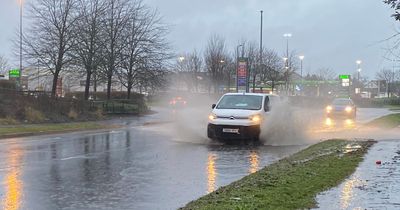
[283, 33, 292, 93]
[299, 55, 305, 95]
[356, 60, 362, 83]
[255, 10, 263, 93]
[236, 44, 243, 92]
[283, 33, 292, 66]
[19, 0, 23, 90]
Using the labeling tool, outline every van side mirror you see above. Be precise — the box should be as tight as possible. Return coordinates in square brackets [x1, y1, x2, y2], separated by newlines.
[264, 105, 270, 112]
[212, 104, 216, 109]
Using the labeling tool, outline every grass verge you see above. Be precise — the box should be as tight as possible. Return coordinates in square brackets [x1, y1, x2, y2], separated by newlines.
[366, 113, 400, 129]
[181, 140, 375, 210]
[0, 122, 110, 139]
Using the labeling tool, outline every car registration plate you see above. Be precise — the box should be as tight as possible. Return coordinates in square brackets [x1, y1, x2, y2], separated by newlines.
[222, 128, 239, 134]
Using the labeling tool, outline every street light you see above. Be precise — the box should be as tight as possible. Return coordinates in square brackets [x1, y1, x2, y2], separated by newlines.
[299, 55, 305, 95]
[19, 0, 24, 90]
[178, 56, 185, 62]
[356, 60, 362, 82]
[283, 33, 292, 61]
[236, 44, 244, 93]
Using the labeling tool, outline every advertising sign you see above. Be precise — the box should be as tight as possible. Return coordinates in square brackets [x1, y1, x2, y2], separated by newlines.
[9, 69, 20, 78]
[237, 58, 248, 93]
[339, 75, 351, 87]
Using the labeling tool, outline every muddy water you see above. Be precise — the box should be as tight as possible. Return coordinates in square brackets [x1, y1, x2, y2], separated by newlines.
[314, 140, 400, 210]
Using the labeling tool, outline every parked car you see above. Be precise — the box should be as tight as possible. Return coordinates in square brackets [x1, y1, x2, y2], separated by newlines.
[207, 93, 277, 141]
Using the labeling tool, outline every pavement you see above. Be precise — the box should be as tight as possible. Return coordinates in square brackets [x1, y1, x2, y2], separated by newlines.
[315, 140, 400, 210]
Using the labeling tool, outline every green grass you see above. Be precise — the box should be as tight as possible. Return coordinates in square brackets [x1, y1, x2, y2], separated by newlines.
[384, 105, 400, 111]
[181, 140, 375, 210]
[0, 122, 109, 138]
[366, 113, 400, 129]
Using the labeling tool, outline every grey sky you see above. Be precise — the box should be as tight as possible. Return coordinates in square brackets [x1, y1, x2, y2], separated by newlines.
[0, 0, 398, 78]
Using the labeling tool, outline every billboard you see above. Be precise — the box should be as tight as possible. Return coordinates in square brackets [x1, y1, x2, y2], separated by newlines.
[237, 58, 248, 93]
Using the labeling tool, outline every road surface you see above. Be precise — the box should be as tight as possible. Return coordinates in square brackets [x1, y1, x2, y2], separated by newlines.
[0, 107, 395, 210]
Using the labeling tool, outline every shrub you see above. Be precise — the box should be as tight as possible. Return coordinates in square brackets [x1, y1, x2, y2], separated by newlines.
[25, 107, 45, 123]
[68, 109, 78, 120]
[0, 116, 18, 125]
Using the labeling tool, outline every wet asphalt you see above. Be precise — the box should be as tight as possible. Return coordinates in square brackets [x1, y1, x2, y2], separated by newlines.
[314, 140, 400, 210]
[0, 107, 396, 210]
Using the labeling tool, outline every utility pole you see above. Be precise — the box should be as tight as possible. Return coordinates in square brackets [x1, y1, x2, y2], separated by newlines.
[19, 0, 23, 90]
[255, 10, 263, 93]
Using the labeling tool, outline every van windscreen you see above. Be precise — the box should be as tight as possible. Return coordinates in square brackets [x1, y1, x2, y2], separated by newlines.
[216, 95, 263, 110]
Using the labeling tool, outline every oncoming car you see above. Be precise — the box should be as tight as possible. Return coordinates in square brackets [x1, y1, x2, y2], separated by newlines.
[207, 93, 276, 141]
[326, 98, 357, 119]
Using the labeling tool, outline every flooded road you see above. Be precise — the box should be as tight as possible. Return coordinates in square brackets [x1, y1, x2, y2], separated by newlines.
[0, 107, 394, 210]
[0, 120, 304, 210]
[314, 140, 400, 210]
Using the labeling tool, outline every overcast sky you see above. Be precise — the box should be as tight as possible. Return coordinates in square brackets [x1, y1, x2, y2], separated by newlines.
[0, 0, 398, 78]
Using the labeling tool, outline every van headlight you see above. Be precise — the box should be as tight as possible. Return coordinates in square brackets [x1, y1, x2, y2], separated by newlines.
[249, 114, 262, 123]
[326, 105, 333, 113]
[208, 113, 217, 121]
[345, 106, 352, 112]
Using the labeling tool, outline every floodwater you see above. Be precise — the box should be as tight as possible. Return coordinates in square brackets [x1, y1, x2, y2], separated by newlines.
[0, 107, 395, 210]
[0, 116, 305, 210]
[314, 140, 400, 210]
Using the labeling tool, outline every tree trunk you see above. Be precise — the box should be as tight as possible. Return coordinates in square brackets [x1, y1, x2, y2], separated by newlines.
[252, 74, 256, 93]
[84, 70, 92, 100]
[127, 82, 132, 99]
[107, 74, 112, 100]
[51, 71, 60, 98]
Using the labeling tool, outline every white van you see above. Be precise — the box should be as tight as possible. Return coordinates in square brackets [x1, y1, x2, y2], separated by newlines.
[207, 93, 276, 141]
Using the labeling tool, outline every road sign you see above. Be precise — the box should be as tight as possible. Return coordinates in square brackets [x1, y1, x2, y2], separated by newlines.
[9, 69, 20, 78]
[339, 75, 350, 79]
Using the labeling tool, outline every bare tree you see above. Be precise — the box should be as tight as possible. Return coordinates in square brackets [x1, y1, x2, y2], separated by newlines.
[101, 0, 131, 99]
[259, 48, 284, 92]
[0, 55, 8, 75]
[23, 0, 79, 98]
[73, 0, 107, 100]
[317, 68, 337, 81]
[118, 1, 170, 98]
[242, 42, 258, 92]
[376, 68, 396, 97]
[204, 35, 229, 93]
[174, 50, 203, 92]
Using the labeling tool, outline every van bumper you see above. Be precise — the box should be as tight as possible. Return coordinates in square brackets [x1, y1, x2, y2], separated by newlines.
[207, 123, 261, 140]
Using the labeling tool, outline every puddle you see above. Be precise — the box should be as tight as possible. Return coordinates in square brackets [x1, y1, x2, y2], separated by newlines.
[314, 140, 400, 210]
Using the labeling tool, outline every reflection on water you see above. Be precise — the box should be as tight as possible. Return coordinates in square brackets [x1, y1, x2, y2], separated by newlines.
[1, 149, 24, 210]
[324, 118, 356, 131]
[340, 177, 360, 209]
[248, 151, 259, 174]
[206, 153, 217, 194]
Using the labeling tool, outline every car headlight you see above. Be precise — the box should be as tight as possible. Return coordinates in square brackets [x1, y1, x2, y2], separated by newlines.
[326, 106, 333, 112]
[249, 114, 262, 123]
[345, 106, 352, 112]
[208, 113, 217, 121]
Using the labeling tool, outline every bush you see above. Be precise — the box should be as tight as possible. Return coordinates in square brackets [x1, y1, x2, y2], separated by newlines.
[0, 116, 18, 125]
[68, 109, 78, 120]
[0, 80, 17, 90]
[25, 107, 45, 123]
